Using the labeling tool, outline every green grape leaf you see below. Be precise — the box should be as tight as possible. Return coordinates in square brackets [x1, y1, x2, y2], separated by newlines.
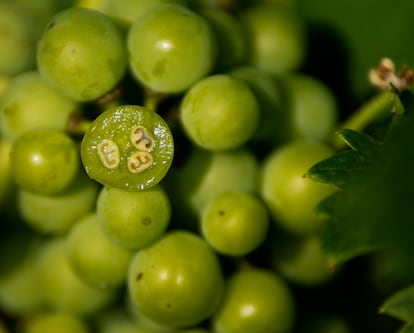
[399, 322, 414, 333]
[338, 128, 380, 153]
[380, 284, 414, 323]
[308, 92, 414, 265]
[307, 129, 380, 189]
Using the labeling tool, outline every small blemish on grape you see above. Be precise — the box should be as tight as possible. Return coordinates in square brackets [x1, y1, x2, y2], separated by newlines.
[152, 59, 166, 78]
[142, 217, 151, 225]
[136, 272, 143, 281]
[47, 21, 55, 30]
[165, 303, 172, 309]
[218, 210, 225, 216]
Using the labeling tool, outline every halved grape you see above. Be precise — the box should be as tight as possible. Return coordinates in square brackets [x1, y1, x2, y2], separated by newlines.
[127, 4, 216, 93]
[10, 127, 80, 195]
[81, 105, 174, 191]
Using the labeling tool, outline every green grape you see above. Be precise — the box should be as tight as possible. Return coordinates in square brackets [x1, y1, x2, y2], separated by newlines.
[66, 213, 134, 289]
[212, 268, 295, 333]
[0, 140, 13, 207]
[175, 329, 210, 333]
[260, 140, 337, 234]
[100, 0, 188, 25]
[0, 237, 45, 316]
[126, 294, 174, 333]
[22, 312, 90, 333]
[0, 3, 38, 76]
[201, 191, 269, 257]
[37, 238, 116, 316]
[165, 146, 259, 224]
[94, 308, 169, 333]
[239, 3, 306, 75]
[299, 314, 352, 333]
[0, 70, 77, 142]
[37, 7, 127, 102]
[198, 7, 247, 71]
[0, 75, 9, 96]
[280, 73, 338, 142]
[127, 4, 216, 93]
[180, 74, 260, 151]
[10, 127, 80, 195]
[0, 320, 7, 333]
[96, 185, 171, 251]
[17, 172, 100, 234]
[128, 231, 224, 328]
[81, 105, 174, 191]
[229, 66, 287, 148]
[271, 233, 337, 286]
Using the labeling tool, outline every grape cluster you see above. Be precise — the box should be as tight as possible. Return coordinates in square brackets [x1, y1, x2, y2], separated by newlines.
[0, 1, 348, 333]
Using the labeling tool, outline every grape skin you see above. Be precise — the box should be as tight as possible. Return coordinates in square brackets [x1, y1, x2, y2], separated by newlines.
[260, 140, 337, 234]
[212, 268, 295, 333]
[180, 74, 260, 151]
[37, 7, 127, 102]
[81, 105, 174, 191]
[10, 128, 80, 195]
[22, 312, 90, 333]
[0, 70, 77, 142]
[17, 173, 99, 235]
[66, 213, 133, 289]
[201, 191, 269, 257]
[127, 4, 216, 93]
[128, 231, 224, 328]
[96, 185, 171, 251]
[37, 238, 116, 316]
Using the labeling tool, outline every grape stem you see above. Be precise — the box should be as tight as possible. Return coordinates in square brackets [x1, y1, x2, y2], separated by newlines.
[66, 111, 93, 138]
[143, 87, 169, 112]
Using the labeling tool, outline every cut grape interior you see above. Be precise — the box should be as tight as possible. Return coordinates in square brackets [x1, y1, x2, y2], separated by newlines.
[81, 105, 174, 191]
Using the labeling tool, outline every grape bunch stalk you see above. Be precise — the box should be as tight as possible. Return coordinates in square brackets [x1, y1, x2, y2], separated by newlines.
[1, 1, 411, 333]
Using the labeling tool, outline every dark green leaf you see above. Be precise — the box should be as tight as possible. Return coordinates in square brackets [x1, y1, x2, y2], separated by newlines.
[318, 110, 414, 264]
[307, 128, 379, 189]
[399, 322, 414, 333]
[307, 149, 373, 189]
[337, 128, 380, 153]
[381, 284, 414, 322]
